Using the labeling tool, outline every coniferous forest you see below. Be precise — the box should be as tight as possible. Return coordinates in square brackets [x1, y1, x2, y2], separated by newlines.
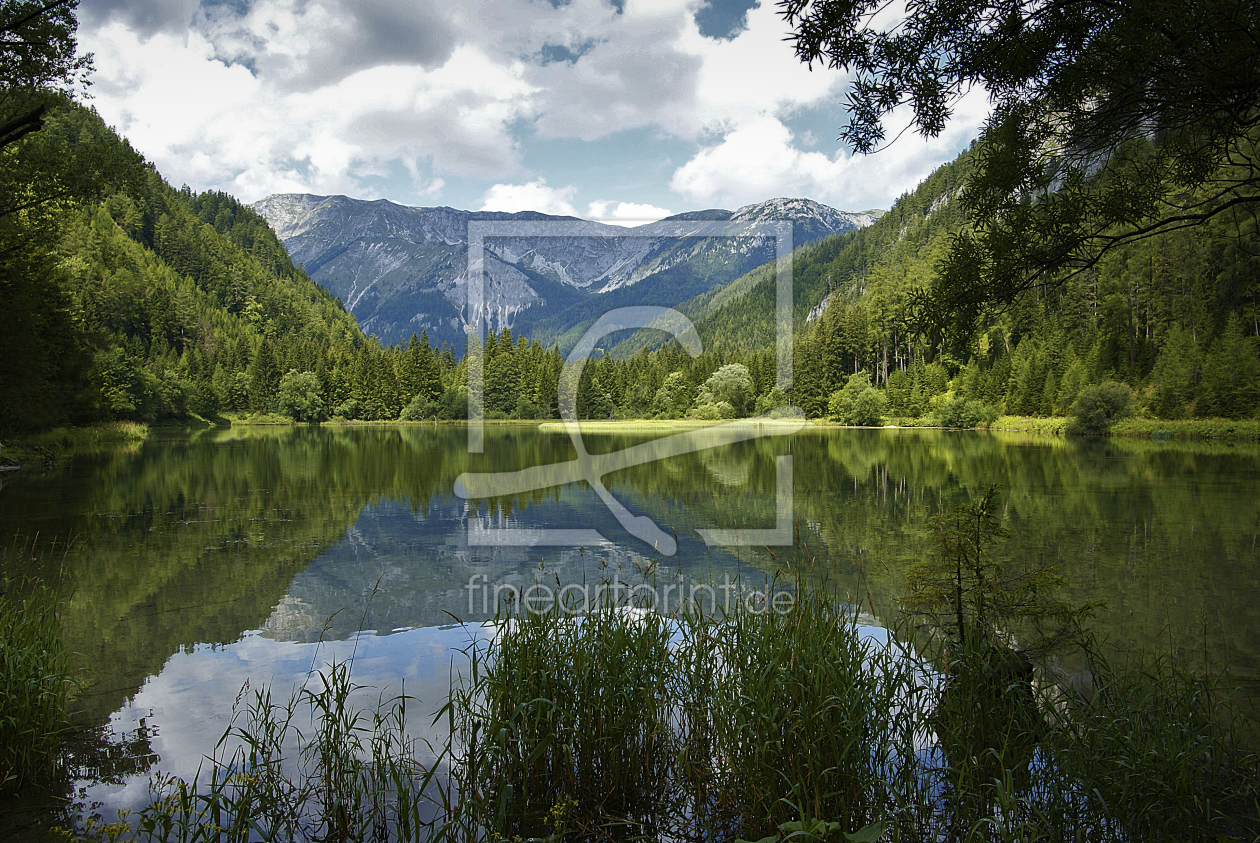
[6, 107, 1259, 437]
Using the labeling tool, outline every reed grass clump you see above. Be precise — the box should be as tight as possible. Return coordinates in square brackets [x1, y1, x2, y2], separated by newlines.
[444, 569, 1260, 843]
[0, 574, 74, 791]
[446, 602, 682, 841]
[58, 572, 1260, 842]
[444, 580, 912, 843]
[64, 660, 446, 843]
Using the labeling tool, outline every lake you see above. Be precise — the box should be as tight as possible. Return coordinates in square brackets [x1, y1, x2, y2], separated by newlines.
[2, 423, 1258, 817]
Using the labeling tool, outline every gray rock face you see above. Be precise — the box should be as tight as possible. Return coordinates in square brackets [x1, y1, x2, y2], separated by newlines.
[251, 194, 874, 350]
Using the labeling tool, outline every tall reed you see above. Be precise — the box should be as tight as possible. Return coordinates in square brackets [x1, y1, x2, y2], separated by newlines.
[0, 568, 74, 792]
[444, 576, 912, 843]
[56, 572, 1260, 842]
[79, 661, 447, 843]
[444, 571, 1260, 843]
[445, 596, 682, 841]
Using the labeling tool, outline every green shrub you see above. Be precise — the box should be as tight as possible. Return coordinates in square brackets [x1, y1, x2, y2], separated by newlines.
[687, 400, 737, 420]
[436, 385, 469, 420]
[934, 395, 999, 428]
[398, 394, 439, 421]
[1068, 380, 1134, 435]
[754, 387, 790, 416]
[332, 397, 359, 421]
[695, 364, 753, 416]
[827, 371, 887, 425]
[513, 395, 540, 419]
[278, 370, 325, 422]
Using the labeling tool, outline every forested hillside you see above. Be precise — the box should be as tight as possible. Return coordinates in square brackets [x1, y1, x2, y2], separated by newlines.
[582, 142, 1260, 426]
[5, 105, 1258, 435]
[784, 144, 1260, 422]
[1, 105, 462, 433]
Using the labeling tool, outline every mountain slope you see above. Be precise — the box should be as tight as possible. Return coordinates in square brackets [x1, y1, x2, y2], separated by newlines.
[0, 103, 384, 433]
[252, 194, 875, 350]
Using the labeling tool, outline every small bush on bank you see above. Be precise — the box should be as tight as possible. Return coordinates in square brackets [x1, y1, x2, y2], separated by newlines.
[828, 371, 887, 425]
[687, 400, 737, 420]
[1068, 380, 1134, 435]
[399, 395, 440, 421]
[934, 395, 999, 428]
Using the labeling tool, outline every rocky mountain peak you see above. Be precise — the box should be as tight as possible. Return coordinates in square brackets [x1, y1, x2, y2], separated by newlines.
[252, 193, 878, 349]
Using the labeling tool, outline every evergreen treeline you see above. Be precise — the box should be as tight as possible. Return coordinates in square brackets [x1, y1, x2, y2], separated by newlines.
[642, 144, 1260, 425]
[6, 107, 1258, 432]
[1, 106, 465, 432]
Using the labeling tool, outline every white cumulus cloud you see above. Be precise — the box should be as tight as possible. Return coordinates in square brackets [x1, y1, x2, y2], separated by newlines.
[585, 200, 674, 226]
[80, 21, 533, 202]
[75, 0, 988, 212]
[670, 87, 989, 211]
[479, 179, 579, 216]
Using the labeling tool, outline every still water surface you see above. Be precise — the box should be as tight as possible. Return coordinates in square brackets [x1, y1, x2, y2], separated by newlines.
[2, 424, 1258, 811]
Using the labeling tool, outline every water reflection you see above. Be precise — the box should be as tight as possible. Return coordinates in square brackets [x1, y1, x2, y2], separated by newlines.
[0, 424, 1258, 816]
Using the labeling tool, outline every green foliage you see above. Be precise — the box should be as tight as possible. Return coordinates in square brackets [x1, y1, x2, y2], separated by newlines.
[277, 370, 324, 423]
[6, 53, 1259, 438]
[1051, 636, 1260, 843]
[1110, 416, 1260, 440]
[1148, 325, 1199, 419]
[934, 395, 998, 429]
[688, 400, 737, 420]
[451, 602, 678, 840]
[904, 487, 1085, 653]
[989, 415, 1070, 435]
[0, 572, 72, 791]
[398, 394, 438, 422]
[332, 397, 359, 421]
[738, 819, 886, 843]
[652, 371, 694, 419]
[1068, 381, 1135, 435]
[827, 371, 886, 425]
[695, 363, 754, 416]
[1198, 317, 1260, 419]
[753, 386, 791, 417]
[435, 385, 468, 420]
[67, 659, 441, 842]
[445, 574, 913, 843]
[783, 0, 1260, 341]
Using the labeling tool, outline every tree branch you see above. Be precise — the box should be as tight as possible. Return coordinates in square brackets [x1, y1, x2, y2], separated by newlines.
[0, 102, 46, 150]
[0, 0, 73, 37]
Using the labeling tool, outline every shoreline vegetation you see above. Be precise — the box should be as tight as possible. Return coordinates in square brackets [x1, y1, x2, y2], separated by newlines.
[5, 413, 1260, 471]
[4, 434, 1258, 839]
[13, 547, 1258, 842]
[7, 113, 1259, 460]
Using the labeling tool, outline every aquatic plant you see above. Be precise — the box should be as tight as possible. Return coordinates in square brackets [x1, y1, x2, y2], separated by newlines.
[0, 572, 74, 791]
[55, 566, 1260, 842]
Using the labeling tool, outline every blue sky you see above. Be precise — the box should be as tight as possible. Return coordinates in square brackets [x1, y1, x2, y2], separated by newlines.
[77, 0, 990, 224]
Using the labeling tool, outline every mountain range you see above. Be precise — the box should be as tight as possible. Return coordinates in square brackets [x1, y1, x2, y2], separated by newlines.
[252, 194, 877, 349]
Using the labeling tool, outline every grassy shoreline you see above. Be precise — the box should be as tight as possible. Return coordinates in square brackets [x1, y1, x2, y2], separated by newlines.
[3, 412, 1257, 470]
[0, 422, 149, 469]
[38, 581, 1260, 842]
